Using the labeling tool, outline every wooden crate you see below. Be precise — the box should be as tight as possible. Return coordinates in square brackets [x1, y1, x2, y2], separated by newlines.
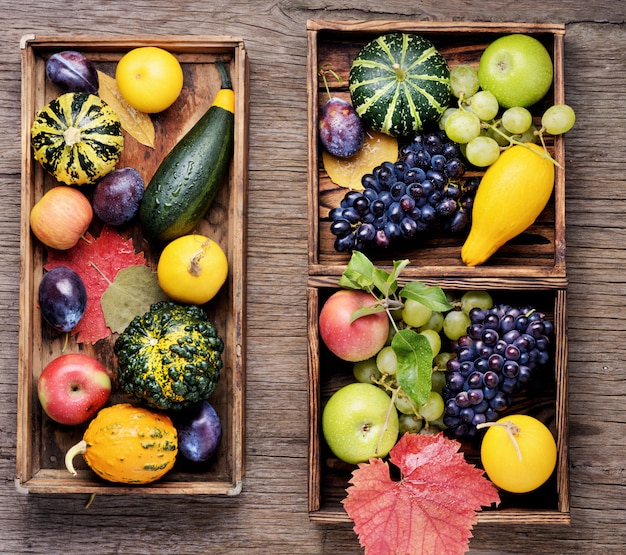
[306, 20, 570, 525]
[17, 35, 248, 495]
[307, 20, 567, 283]
[307, 279, 570, 524]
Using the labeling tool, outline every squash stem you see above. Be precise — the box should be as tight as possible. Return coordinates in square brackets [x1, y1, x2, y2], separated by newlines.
[477, 420, 523, 461]
[215, 61, 232, 90]
[65, 439, 88, 476]
[392, 63, 406, 82]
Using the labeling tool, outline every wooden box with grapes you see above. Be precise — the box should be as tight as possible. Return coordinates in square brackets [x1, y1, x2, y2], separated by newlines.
[307, 20, 568, 282]
[18, 35, 248, 495]
[306, 21, 571, 526]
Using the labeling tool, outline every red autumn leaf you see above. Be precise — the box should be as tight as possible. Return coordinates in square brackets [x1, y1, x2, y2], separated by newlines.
[342, 432, 500, 555]
[44, 225, 146, 344]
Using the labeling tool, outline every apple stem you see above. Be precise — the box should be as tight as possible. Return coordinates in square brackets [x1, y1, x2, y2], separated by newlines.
[61, 332, 69, 353]
[80, 234, 92, 245]
[65, 439, 88, 476]
[85, 493, 97, 509]
[477, 420, 523, 461]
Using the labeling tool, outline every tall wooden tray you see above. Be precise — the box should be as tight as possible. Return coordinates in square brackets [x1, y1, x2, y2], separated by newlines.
[17, 35, 248, 495]
[306, 20, 570, 525]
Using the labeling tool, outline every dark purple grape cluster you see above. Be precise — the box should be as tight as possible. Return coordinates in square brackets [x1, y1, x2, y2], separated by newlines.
[329, 130, 480, 252]
[442, 304, 554, 438]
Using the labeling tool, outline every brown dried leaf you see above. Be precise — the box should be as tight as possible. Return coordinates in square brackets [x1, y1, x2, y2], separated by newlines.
[97, 70, 155, 148]
[323, 130, 398, 190]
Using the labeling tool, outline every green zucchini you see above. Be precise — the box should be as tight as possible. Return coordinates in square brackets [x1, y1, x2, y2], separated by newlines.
[140, 62, 235, 243]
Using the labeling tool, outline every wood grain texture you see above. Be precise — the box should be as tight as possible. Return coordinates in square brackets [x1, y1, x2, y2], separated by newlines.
[1, 2, 625, 554]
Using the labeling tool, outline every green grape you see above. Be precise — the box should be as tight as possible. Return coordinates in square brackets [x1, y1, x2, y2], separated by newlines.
[517, 123, 539, 143]
[353, 357, 382, 384]
[419, 311, 444, 333]
[483, 125, 511, 147]
[433, 352, 452, 371]
[398, 413, 424, 435]
[418, 391, 445, 422]
[430, 369, 446, 394]
[395, 388, 419, 415]
[444, 109, 481, 144]
[449, 64, 480, 99]
[501, 106, 533, 134]
[460, 290, 493, 314]
[465, 136, 501, 167]
[542, 103, 576, 135]
[419, 329, 441, 358]
[443, 310, 470, 340]
[376, 345, 398, 375]
[438, 107, 458, 131]
[468, 90, 499, 121]
[402, 298, 433, 328]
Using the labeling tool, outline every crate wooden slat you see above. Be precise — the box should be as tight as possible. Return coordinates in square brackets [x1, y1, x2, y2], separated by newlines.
[306, 20, 570, 526]
[17, 35, 249, 495]
[307, 20, 567, 280]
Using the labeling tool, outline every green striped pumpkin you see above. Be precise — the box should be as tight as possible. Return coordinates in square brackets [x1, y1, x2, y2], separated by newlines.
[349, 33, 451, 137]
[30, 92, 124, 186]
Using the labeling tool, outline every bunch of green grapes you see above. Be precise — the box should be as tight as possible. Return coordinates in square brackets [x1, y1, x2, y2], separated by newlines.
[442, 64, 576, 168]
[351, 289, 494, 436]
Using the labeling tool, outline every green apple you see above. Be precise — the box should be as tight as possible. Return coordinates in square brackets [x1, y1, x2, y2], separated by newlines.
[477, 34, 553, 108]
[322, 382, 398, 465]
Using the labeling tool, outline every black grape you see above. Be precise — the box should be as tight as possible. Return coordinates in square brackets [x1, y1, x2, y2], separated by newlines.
[442, 303, 554, 438]
[329, 129, 481, 252]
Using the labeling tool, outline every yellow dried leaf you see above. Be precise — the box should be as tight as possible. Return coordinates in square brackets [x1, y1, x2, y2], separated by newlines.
[97, 70, 155, 148]
[322, 130, 399, 190]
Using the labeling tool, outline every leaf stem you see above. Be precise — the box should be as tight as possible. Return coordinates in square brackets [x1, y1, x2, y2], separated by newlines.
[89, 261, 112, 285]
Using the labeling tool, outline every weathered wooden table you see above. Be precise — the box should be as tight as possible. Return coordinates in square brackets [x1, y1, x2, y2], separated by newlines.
[1, 2, 624, 553]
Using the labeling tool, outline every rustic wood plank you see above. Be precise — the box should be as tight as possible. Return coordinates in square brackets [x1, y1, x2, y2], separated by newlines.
[0, 5, 624, 555]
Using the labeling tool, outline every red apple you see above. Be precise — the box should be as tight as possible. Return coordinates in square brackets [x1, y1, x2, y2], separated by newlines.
[30, 186, 93, 250]
[37, 353, 111, 425]
[319, 289, 389, 362]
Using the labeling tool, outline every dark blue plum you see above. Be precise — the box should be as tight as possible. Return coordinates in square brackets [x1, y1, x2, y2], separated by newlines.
[38, 266, 87, 332]
[319, 97, 364, 158]
[174, 401, 222, 462]
[45, 51, 99, 94]
[93, 168, 145, 226]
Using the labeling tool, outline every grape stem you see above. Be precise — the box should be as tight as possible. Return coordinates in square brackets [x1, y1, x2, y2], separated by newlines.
[455, 98, 562, 168]
[376, 386, 401, 457]
[476, 420, 523, 461]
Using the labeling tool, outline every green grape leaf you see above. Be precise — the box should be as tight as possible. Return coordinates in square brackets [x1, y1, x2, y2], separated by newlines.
[339, 251, 377, 290]
[339, 251, 408, 297]
[101, 265, 168, 334]
[348, 302, 387, 324]
[392, 328, 433, 406]
[400, 281, 454, 312]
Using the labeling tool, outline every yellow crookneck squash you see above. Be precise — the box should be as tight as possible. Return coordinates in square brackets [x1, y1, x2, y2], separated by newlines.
[461, 143, 555, 267]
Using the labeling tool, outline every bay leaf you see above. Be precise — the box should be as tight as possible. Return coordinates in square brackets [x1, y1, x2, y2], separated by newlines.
[101, 265, 168, 334]
[97, 70, 155, 148]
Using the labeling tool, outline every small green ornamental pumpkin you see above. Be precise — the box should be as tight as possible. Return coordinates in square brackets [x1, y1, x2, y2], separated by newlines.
[30, 92, 124, 186]
[349, 33, 451, 137]
[114, 301, 224, 411]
